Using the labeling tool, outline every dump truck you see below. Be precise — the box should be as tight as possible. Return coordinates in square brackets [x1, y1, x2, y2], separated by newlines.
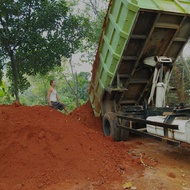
[89, 0, 190, 145]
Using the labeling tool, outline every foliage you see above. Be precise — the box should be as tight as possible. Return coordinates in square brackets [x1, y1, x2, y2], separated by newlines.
[20, 63, 90, 111]
[1, 0, 190, 110]
[77, 72, 90, 101]
[0, 0, 92, 100]
[0, 70, 3, 86]
[67, 0, 109, 65]
[0, 81, 12, 104]
[20, 74, 51, 105]
[167, 56, 190, 106]
[0, 83, 5, 98]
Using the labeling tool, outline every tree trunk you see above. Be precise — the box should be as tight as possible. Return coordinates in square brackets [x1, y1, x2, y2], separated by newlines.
[68, 58, 80, 108]
[75, 72, 79, 108]
[42, 79, 47, 105]
[10, 50, 19, 101]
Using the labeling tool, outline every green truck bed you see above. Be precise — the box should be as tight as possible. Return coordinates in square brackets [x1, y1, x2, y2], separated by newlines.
[89, 0, 190, 117]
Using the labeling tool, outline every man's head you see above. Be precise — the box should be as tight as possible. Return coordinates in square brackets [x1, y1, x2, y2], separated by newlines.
[50, 80, 56, 87]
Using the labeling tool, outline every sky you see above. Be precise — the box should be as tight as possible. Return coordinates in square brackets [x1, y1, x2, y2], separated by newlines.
[183, 43, 190, 58]
[72, 52, 92, 73]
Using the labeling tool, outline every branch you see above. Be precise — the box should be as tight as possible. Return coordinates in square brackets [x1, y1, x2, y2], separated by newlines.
[13, 0, 33, 50]
[0, 62, 6, 70]
[25, 0, 32, 32]
[0, 17, 12, 53]
[62, 73, 75, 94]
[85, 0, 103, 21]
[89, 0, 99, 16]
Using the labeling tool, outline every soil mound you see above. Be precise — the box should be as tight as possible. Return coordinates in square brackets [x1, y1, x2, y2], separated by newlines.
[0, 101, 142, 190]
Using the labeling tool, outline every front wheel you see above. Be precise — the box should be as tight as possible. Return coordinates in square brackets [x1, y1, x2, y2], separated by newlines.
[102, 112, 129, 141]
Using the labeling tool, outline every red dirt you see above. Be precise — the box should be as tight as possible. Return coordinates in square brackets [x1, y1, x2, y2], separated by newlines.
[0, 101, 143, 190]
[167, 173, 176, 178]
[1, 101, 190, 190]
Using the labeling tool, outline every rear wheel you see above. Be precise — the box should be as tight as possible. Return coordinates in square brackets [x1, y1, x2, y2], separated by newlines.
[103, 112, 129, 141]
[120, 119, 130, 141]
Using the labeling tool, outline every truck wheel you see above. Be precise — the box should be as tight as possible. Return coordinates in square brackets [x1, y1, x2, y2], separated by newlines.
[103, 112, 129, 141]
[120, 120, 130, 141]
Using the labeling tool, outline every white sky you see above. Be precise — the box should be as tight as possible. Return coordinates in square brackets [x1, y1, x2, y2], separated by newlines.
[72, 52, 92, 73]
[183, 43, 190, 58]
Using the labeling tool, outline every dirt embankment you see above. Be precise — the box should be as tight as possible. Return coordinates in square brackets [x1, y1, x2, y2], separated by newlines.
[1, 101, 190, 190]
[0, 102, 143, 190]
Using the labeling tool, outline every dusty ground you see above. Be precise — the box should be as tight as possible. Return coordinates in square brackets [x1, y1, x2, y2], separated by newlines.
[0, 101, 190, 190]
[122, 135, 190, 190]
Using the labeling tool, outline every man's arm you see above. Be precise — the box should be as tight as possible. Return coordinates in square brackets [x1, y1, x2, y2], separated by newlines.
[47, 88, 52, 106]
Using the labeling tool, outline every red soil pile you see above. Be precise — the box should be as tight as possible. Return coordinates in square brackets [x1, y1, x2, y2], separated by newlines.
[71, 101, 102, 131]
[0, 101, 143, 190]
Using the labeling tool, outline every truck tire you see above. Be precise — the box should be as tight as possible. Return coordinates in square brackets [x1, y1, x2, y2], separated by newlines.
[103, 112, 129, 141]
[120, 120, 130, 141]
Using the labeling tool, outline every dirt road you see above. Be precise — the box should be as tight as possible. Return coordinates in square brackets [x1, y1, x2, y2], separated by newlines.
[0, 102, 190, 190]
[123, 136, 190, 190]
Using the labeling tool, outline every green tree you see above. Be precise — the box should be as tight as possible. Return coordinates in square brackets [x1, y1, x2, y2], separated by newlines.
[77, 71, 90, 101]
[83, 0, 109, 44]
[168, 57, 190, 106]
[19, 63, 90, 111]
[0, 81, 11, 104]
[60, 71, 90, 109]
[167, 40, 190, 106]
[20, 73, 52, 105]
[67, 0, 108, 65]
[61, 57, 90, 108]
[0, 82, 6, 98]
[0, 0, 91, 101]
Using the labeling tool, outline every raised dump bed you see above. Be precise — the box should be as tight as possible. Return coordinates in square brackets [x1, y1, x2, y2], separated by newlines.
[89, 0, 190, 117]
